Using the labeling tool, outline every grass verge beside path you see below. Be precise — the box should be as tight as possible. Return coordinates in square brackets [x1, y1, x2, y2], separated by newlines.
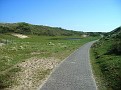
[90, 49, 107, 90]
[0, 34, 99, 89]
[90, 40, 121, 90]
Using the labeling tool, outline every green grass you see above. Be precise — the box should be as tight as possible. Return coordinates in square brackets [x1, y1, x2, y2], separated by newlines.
[91, 39, 121, 90]
[0, 67, 21, 89]
[0, 34, 99, 71]
[90, 48, 107, 90]
[0, 34, 99, 89]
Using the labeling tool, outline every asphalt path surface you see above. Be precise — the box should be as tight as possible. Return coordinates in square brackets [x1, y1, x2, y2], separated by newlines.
[39, 41, 97, 90]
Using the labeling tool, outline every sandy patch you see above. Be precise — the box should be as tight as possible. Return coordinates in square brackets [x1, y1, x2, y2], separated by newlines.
[6, 57, 60, 90]
[82, 34, 88, 37]
[12, 33, 28, 39]
[0, 43, 5, 46]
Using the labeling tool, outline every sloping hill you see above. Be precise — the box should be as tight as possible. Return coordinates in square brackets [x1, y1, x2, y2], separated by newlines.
[109, 26, 121, 36]
[0, 22, 83, 36]
[91, 26, 121, 90]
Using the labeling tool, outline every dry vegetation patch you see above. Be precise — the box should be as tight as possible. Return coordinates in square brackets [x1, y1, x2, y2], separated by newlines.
[6, 57, 60, 90]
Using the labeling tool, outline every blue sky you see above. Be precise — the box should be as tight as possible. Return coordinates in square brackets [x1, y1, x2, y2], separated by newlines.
[0, 0, 121, 32]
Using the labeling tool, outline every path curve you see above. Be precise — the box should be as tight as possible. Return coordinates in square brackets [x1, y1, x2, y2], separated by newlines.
[39, 41, 97, 90]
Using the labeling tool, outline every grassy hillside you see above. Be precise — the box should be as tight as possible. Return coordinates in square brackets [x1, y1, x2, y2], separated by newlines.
[91, 26, 121, 90]
[0, 22, 83, 36]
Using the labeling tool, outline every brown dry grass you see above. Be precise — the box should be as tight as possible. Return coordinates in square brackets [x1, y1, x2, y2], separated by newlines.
[5, 57, 60, 90]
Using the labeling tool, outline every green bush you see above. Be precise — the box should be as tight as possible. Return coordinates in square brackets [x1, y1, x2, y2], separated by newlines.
[108, 41, 121, 55]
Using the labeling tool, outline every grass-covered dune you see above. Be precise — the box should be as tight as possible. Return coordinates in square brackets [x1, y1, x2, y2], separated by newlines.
[0, 22, 104, 37]
[91, 26, 121, 90]
[0, 22, 83, 36]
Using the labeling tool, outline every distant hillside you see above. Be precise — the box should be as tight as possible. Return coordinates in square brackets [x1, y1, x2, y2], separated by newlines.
[0, 22, 83, 36]
[91, 26, 121, 90]
[109, 26, 121, 36]
[104, 26, 121, 40]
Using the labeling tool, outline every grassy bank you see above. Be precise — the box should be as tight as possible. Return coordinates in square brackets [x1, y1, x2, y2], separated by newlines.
[0, 34, 99, 89]
[90, 39, 121, 90]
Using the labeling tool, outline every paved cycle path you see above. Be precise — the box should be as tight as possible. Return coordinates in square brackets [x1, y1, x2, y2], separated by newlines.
[39, 41, 97, 90]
